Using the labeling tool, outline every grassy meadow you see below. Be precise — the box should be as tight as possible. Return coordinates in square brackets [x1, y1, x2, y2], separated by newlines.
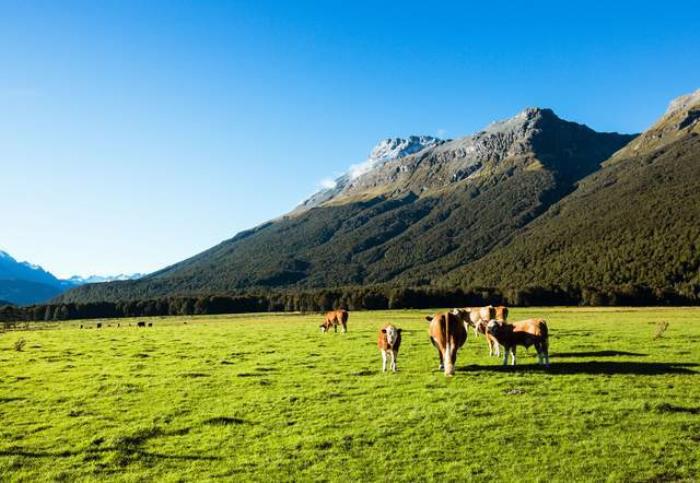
[1, 307, 698, 481]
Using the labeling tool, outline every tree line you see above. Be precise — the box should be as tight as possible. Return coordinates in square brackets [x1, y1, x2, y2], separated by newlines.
[1, 283, 697, 322]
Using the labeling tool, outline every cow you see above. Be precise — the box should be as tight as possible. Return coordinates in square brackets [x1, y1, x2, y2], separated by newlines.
[426, 311, 468, 376]
[147, 322, 153, 327]
[320, 309, 348, 333]
[377, 324, 402, 372]
[451, 305, 504, 357]
[96, 323, 102, 329]
[486, 319, 549, 366]
[137, 321, 146, 328]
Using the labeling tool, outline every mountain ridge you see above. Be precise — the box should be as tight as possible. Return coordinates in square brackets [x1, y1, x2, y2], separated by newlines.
[56, 104, 637, 303]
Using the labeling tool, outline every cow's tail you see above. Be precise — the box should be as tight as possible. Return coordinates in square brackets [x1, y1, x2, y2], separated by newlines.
[444, 313, 453, 376]
[540, 320, 549, 353]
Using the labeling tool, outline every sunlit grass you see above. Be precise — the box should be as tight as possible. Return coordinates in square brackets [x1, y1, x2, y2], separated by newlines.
[1, 307, 698, 481]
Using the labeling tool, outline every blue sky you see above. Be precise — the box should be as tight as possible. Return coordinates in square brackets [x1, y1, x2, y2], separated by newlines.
[2, 0, 698, 278]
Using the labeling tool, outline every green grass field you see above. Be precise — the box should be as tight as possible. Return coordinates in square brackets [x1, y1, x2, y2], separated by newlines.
[1, 308, 698, 482]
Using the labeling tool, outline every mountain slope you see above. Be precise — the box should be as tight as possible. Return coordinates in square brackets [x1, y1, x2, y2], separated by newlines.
[0, 249, 144, 304]
[451, 89, 700, 296]
[57, 108, 634, 303]
[0, 250, 66, 304]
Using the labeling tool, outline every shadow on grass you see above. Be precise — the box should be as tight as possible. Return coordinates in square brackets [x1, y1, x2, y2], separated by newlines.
[0, 425, 220, 463]
[459, 361, 698, 375]
[0, 447, 221, 462]
[552, 350, 647, 358]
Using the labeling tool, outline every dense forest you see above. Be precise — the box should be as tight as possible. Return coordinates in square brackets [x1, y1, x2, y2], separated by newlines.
[2, 282, 697, 323]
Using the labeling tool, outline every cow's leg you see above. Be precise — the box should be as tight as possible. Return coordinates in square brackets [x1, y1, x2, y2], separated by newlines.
[502, 347, 509, 366]
[342, 322, 347, 334]
[430, 337, 444, 370]
[381, 350, 387, 372]
[510, 347, 516, 366]
[391, 350, 397, 372]
[473, 324, 479, 338]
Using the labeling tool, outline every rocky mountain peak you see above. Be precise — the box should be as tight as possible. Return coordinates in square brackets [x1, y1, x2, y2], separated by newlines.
[665, 88, 700, 115]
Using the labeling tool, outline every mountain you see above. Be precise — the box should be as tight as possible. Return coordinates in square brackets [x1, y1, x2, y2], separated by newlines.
[0, 250, 66, 304]
[66, 273, 145, 285]
[0, 249, 144, 304]
[450, 89, 700, 299]
[56, 107, 635, 303]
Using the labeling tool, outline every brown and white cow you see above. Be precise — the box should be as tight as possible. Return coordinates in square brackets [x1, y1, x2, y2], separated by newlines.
[486, 318, 549, 366]
[452, 305, 507, 357]
[426, 312, 468, 376]
[320, 309, 349, 333]
[377, 324, 402, 372]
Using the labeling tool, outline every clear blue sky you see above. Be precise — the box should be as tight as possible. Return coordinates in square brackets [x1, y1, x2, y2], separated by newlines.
[2, 0, 698, 278]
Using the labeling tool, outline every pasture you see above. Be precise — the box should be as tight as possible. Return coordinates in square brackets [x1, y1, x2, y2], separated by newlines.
[1, 307, 698, 481]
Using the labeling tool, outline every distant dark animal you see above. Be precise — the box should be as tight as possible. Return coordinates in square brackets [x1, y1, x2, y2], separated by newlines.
[320, 309, 348, 333]
[147, 322, 153, 327]
[117, 323, 120, 328]
[96, 323, 102, 329]
[377, 324, 402, 372]
[486, 319, 550, 366]
[137, 321, 146, 328]
[426, 311, 468, 376]
[80, 325, 83, 329]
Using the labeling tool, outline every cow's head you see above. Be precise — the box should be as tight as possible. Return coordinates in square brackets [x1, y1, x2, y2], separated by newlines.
[319, 322, 329, 333]
[486, 319, 510, 339]
[381, 326, 402, 346]
[450, 308, 474, 326]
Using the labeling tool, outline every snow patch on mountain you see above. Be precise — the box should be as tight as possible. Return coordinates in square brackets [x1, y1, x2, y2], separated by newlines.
[66, 273, 145, 285]
[296, 135, 442, 213]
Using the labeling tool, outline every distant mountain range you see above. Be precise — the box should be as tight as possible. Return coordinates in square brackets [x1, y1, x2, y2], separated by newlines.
[0, 250, 142, 305]
[48, 88, 700, 305]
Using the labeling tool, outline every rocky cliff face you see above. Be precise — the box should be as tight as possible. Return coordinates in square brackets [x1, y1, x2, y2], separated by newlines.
[297, 108, 633, 212]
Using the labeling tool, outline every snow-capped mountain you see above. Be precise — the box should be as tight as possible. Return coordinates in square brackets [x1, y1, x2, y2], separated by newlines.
[0, 248, 144, 304]
[66, 273, 145, 285]
[293, 135, 443, 213]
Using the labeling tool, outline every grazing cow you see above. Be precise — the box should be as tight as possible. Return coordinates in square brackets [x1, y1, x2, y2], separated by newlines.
[80, 324, 83, 329]
[377, 324, 402, 372]
[486, 319, 550, 366]
[320, 309, 349, 333]
[96, 323, 102, 329]
[451, 306, 502, 357]
[426, 312, 468, 376]
[137, 321, 146, 328]
[148, 322, 153, 327]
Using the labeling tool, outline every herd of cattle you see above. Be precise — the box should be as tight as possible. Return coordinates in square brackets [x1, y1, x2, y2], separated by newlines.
[322, 306, 550, 376]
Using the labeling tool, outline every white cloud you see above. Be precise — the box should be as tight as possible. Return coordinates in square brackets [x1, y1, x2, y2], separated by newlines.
[348, 158, 376, 180]
[319, 178, 337, 190]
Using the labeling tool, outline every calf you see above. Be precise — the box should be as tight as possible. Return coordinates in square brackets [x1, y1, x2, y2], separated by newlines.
[320, 309, 349, 333]
[486, 319, 549, 366]
[377, 324, 402, 372]
[426, 312, 468, 376]
[137, 321, 146, 328]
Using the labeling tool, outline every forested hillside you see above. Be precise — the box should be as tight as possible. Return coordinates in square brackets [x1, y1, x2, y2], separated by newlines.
[57, 108, 633, 303]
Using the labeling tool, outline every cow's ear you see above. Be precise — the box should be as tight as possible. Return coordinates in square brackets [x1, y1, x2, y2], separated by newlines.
[425, 316, 433, 322]
[381, 329, 386, 333]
